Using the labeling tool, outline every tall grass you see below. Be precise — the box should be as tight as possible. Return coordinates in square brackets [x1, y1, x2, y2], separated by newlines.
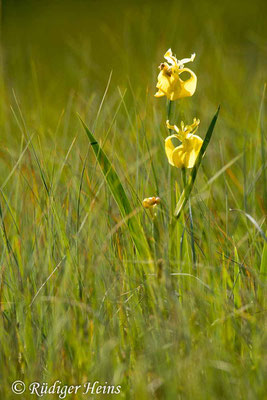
[0, 0, 266, 399]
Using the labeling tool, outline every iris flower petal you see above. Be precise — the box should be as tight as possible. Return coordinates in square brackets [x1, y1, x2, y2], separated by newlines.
[165, 135, 179, 166]
[177, 68, 197, 98]
[164, 48, 177, 66]
[154, 89, 165, 98]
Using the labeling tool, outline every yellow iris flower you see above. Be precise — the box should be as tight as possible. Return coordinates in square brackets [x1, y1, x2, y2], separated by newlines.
[165, 119, 203, 169]
[155, 49, 197, 101]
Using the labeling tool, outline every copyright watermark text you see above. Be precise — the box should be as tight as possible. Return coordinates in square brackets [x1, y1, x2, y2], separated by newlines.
[11, 380, 121, 398]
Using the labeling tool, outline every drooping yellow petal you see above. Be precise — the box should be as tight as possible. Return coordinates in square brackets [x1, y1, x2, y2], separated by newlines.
[171, 144, 186, 168]
[154, 89, 165, 98]
[172, 135, 203, 168]
[165, 135, 178, 166]
[155, 69, 179, 101]
[177, 68, 197, 98]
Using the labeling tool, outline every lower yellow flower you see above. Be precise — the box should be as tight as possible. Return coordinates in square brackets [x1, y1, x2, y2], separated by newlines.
[165, 119, 203, 168]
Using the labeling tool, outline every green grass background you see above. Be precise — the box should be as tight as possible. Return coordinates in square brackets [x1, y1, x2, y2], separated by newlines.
[0, 0, 266, 398]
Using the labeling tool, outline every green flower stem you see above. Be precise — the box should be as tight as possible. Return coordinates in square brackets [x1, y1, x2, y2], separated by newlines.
[167, 100, 174, 131]
[182, 167, 196, 269]
[167, 99, 172, 119]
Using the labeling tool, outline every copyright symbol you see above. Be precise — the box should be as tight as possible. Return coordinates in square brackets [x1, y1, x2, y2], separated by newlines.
[11, 380, 26, 395]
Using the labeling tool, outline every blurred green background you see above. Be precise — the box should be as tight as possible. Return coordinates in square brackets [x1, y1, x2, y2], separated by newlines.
[1, 0, 267, 123]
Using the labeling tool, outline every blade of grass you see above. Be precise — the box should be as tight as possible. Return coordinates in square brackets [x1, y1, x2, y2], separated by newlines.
[174, 106, 220, 218]
[230, 209, 267, 242]
[1, 134, 34, 191]
[260, 238, 267, 275]
[11, 93, 50, 196]
[78, 116, 152, 262]
[259, 84, 266, 208]
[259, 236, 267, 303]
[204, 153, 243, 189]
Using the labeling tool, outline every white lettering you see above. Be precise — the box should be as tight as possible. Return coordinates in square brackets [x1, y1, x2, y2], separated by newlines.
[29, 382, 41, 396]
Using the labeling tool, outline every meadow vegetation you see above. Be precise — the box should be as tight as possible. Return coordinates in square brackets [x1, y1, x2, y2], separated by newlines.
[0, 0, 266, 398]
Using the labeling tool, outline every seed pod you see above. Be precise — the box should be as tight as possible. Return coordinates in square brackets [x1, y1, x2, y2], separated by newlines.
[142, 196, 161, 209]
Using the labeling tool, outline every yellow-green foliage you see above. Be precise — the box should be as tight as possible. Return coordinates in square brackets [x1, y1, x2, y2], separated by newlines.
[0, 0, 266, 399]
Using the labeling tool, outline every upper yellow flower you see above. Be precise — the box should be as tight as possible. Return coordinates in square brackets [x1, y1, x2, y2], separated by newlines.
[155, 49, 197, 101]
[165, 119, 203, 168]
